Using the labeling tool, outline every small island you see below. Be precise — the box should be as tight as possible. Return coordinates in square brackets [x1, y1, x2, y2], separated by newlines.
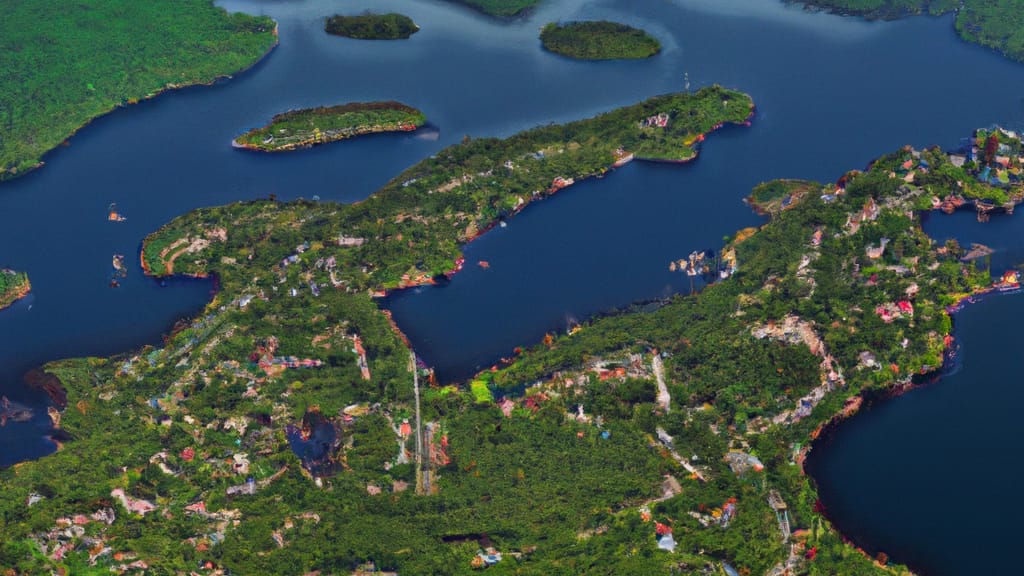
[745, 179, 819, 216]
[232, 102, 426, 152]
[540, 21, 661, 60]
[0, 269, 30, 310]
[324, 13, 419, 40]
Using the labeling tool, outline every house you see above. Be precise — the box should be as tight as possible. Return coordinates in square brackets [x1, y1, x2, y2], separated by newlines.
[865, 237, 889, 260]
[498, 397, 515, 417]
[474, 547, 502, 567]
[811, 229, 823, 246]
[338, 235, 365, 247]
[655, 522, 676, 552]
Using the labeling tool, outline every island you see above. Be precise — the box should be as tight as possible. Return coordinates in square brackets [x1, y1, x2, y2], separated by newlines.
[324, 13, 419, 40]
[5, 83, 1019, 572]
[0, 0, 278, 182]
[0, 269, 30, 310]
[745, 179, 820, 216]
[540, 21, 661, 60]
[443, 0, 541, 18]
[791, 0, 1024, 63]
[232, 102, 427, 152]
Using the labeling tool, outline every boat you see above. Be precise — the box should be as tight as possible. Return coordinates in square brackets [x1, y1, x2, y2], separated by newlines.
[112, 254, 127, 278]
[107, 202, 126, 222]
[478, 260, 490, 269]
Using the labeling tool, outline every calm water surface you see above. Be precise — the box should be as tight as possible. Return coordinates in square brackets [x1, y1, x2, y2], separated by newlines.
[2, 1, 1024, 572]
[806, 287, 1024, 576]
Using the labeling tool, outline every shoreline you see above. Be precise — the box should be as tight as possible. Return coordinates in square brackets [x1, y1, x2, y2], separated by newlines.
[232, 122, 419, 152]
[374, 105, 756, 301]
[1, 22, 279, 184]
[0, 276, 32, 311]
[802, 264, 1014, 574]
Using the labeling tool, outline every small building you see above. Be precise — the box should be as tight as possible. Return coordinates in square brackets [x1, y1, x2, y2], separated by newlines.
[473, 547, 502, 568]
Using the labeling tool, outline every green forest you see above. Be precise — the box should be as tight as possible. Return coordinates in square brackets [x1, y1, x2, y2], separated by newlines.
[325, 13, 420, 40]
[792, 0, 1024, 62]
[196, 86, 750, 289]
[233, 102, 426, 152]
[0, 269, 30, 309]
[0, 0, 277, 181]
[443, 0, 542, 18]
[6, 89, 1013, 574]
[540, 21, 662, 60]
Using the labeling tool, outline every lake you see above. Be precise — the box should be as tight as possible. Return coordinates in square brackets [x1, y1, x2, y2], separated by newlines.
[3, 1, 1024, 572]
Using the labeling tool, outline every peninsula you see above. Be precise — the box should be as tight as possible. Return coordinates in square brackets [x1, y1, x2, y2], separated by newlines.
[540, 21, 662, 60]
[324, 13, 419, 40]
[0, 0, 278, 182]
[1, 88, 765, 574]
[232, 102, 426, 152]
[6, 77, 1018, 570]
[0, 269, 30, 310]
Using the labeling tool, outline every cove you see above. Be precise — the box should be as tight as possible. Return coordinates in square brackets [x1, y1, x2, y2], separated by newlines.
[806, 286, 1024, 576]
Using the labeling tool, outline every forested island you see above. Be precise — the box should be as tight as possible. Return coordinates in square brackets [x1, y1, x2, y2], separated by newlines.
[540, 21, 662, 60]
[0, 269, 30, 310]
[444, 0, 541, 18]
[0, 0, 278, 182]
[232, 102, 426, 152]
[325, 13, 419, 40]
[4, 82, 1020, 572]
[790, 0, 1024, 63]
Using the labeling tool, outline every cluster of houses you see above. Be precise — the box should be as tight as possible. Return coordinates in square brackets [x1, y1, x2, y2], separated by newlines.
[687, 498, 738, 529]
[874, 300, 914, 324]
[29, 506, 128, 567]
[641, 112, 670, 128]
[638, 506, 678, 552]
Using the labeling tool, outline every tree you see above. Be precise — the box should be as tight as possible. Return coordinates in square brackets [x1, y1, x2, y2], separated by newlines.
[985, 133, 999, 164]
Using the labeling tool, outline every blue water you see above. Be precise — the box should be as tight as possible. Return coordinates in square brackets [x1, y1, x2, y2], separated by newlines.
[3, 1, 1024, 572]
[806, 290, 1024, 576]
